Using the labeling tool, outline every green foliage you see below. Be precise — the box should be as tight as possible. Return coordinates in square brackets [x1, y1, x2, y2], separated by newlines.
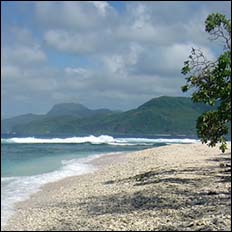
[3, 96, 217, 137]
[181, 13, 231, 152]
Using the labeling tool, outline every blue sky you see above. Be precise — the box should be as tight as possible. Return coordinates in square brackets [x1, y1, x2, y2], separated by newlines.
[1, 1, 231, 118]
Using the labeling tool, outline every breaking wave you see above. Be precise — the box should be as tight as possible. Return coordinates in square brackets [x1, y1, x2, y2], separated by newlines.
[1, 135, 199, 145]
[1, 157, 96, 226]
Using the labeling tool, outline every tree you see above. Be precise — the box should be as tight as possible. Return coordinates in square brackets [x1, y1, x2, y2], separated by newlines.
[181, 13, 231, 152]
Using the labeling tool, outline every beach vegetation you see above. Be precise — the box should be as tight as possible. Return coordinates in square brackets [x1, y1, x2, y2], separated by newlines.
[181, 13, 231, 152]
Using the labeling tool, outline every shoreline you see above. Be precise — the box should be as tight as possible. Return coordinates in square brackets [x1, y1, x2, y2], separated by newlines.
[1, 150, 129, 227]
[3, 143, 231, 231]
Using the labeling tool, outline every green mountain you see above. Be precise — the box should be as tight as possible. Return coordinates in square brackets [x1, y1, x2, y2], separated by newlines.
[2, 96, 216, 136]
[1, 113, 44, 134]
[46, 103, 113, 118]
[81, 96, 214, 135]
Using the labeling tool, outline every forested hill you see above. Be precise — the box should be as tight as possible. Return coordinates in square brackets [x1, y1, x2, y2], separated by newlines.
[1, 96, 216, 136]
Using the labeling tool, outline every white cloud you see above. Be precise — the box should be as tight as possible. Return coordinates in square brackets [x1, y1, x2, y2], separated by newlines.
[40, 1, 225, 57]
[1, 64, 21, 79]
[2, 1, 231, 117]
[44, 30, 100, 54]
[102, 42, 143, 76]
[89, 1, 111, 16]
[4, 45, 46, 65]
[65, 67, 89, 77]
[160, 43, 216, 75]
[35, 1, 116, 30]
[2, 27, 47, 70]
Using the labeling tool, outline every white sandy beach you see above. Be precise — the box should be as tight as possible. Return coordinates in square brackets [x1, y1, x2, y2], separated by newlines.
[3, 143, 231, 231]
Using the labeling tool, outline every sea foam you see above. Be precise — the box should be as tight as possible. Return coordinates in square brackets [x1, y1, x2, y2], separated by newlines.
[1, 157, 95, 226]
[1, 150, 126, 227]
[1, 135, 199, 145]
[1, 135, 199, 226]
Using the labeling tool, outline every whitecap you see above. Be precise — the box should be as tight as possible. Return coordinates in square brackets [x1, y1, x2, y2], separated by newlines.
[1, 135, 199, 145]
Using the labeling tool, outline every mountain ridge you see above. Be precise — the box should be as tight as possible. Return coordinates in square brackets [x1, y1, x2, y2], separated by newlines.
[1, 96, 218, 136]
[46, 102, 113, 118]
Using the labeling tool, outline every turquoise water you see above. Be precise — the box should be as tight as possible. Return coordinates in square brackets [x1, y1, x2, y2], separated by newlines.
[1, 135, 198, 226]
[2, 143, 141, 177]
[1, 141, 164, 177]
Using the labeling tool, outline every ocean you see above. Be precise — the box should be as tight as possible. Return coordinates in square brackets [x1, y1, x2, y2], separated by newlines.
[1, 134, 198, 226]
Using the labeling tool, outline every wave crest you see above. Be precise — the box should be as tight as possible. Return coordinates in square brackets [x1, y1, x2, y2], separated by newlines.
[1, 135, 114, 144]
[1, 135, 199, 145]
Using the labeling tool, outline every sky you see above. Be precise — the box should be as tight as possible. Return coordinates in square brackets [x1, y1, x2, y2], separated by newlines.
[1, 1, 231, 118]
